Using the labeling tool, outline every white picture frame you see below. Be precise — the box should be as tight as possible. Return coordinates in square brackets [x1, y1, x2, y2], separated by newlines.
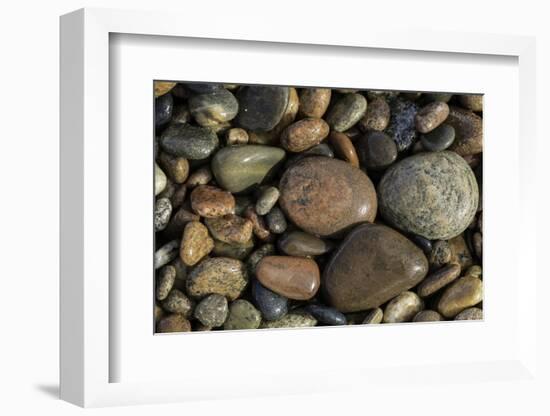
[60, 7, 540, 408]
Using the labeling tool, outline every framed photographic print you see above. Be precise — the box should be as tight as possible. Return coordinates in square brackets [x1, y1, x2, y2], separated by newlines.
[60, 7, 540, 409]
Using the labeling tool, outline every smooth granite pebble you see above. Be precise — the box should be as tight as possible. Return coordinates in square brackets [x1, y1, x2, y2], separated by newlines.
[359, 97, 390, 132]
[280, 118, 330, 152]
[415, 101, 449, 133]
[205, 214, 253, 245]
[156, 265, 176, 301]
[157, 314, 191, 333]
[155, 163, 167, 196]
[421, 124, 455, 151]
[251, 279, 289, 321]
[356, 131, 397, 170]
[155, 240, 179, 269]
[265, 206, 287, 234]
[446, 106, 483, 156]
[224, 300, 262, 330]
[194, 294, 228, 327]
[154, 197, 172, 232]
[180, 221, 214, 266]
[190, 185, 235, 218]
[161, 289, 194, 317]
[247, 244, 275, 275]
[255, 186, 280, 215]
[455, 307, 483, 320]
[298, 88, 331, 118]
[189, 88, 239, 127]
[437, 275, 483, 318]
[383, 291, 424, 323]
[325, 93, 367, 132]
[236, 86, 289, 131]
[156, 93, 174, 128]
[413, 310, 443, 322]
[186, 257, 248, 300]
[159, 123, 219, 160]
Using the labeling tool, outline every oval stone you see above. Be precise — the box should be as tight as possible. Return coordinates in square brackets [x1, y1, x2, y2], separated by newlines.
[190, 185, 235, 218]
[277, 231, 332, 257]
[236, 86, 289, 131]
[159, 124, 219, 160]
[251, 279, 288, 321]
[305, 304, 346, 326]
[298, 88, 332, 118]
[356, 131, 398, 170]
[186, 257, 248, 300]
[455, 307, 483, 320]
[155, 93, 173, 128]
[189, 89, 239, 127]
[180, 221, 214, 266]
[256, 256, 320, 300]
[211, 145, 286, 193]
[378, 151, 479, 240]
[415, 101, 449, 133]
[358, 97, 390, 132]
[193, 294, 228, 327]
[437, 275, 483, 318]
[325, 93, 367, 132]
[421, 124, 455, 151]
[413, 310, 444, 322]
[323, 223, 428, 312]
[446, 106, 483, 156]
[386, 97, 419, 151]
[280, 118, 330, 152]
[279, 156, 377, 237]
[383, 291, 424, 323]
[416, 263, 461, 297]
[224, 300, 262, 330]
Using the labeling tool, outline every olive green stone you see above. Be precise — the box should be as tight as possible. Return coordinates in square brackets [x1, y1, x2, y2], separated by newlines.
[224, 300, 262, 330]
[211, 145, 286, 193]
[421, 124, 455, 152]
[325, 93, 367, 132]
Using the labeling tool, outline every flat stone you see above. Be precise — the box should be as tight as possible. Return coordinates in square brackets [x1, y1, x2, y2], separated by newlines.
[421, 124, 455, 151]
[255, 186, 280, 215]
[386, 97, 419, 151]
[190, 185, 235, 218]
[251, 279, 288, 321]
[180, 221, 214, 266]
[298, 88, 331, 118]
[155, 93, 173, 128]
[437, 275, 483, 318]
[329, 131, 359, 167]
[305, 304, 346, 326]
[417, 263, 461, 297]
[280, 118, 330, 152]
[211, 145, 286, 193]
[154, 197, 172, 232]
[356, 131, 397, 170]
[193, 294, 228, 327]
[415, 101, 449, 133]
[236, 86, 289, 131]
[413, 310, 443, 322]
[205, 214, 253, 245]
[265, 206, 287, 234]
[277, 231, 332, 257]
[260, 313, 317, 329]
[161, 289, 194, 317]
[189, 89, 239, 127]
[256, 256, 320, 300]
[358, 97, 390, 131]
[455, 307, 483, 320]
[325, 93, 367, 132]
[383, 291, 424, 323]
[446, 106, 483, 156]
[279, 156, 377, 237]
[154, 81, 177, 97]
[186, 257, 248, 300]
[224, 300, 262, 330]
[323, 223, 428, 312]
[159, 123, 219, 160]
[156, 314, 191, 333]
[378, 151, 479, 240]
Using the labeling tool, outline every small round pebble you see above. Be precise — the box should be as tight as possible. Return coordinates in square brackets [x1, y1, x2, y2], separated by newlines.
[298, 88, 332, 118]
[186, 166, 213, 188]
[155, 163, 167, 196]
[266, 206, 287, 234]
[161, 289, 194, 317]
[189, 89, 239, 127]
[421, 124, 455, 151]
[225, 128, 249, 146]
[415, 101, 450, 133]
[255, 186, 280, 215]
[437, 275, 483, 318]
[190, 185, 236, 218]
[359, 97, 390, 132]
[383, 291, 424, 323]
[155, 240, 179, 269]
[280, 118, 330, 152]
[325, 93, 367, 132]
[159, 124, 219, 160]
[224, 300, 262, 330]
[194, 294, 228, 327]
[277, 231, 332, 257]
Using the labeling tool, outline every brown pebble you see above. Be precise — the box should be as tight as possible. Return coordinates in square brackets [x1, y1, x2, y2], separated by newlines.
[446, 106, 483, 156]
[157, 314, 192, 333]
[225, 128, 249, 146]
[329, 131, 359, 167]
[429, 240, 452, 268]
[186, 257, 248, 300]
[156, 265, 176, 300]
[190, 185, 235, 218]
[244, 206, 272, 241]
[415, 101, 449, 133]
[437, 275, 483, 318]
[158, 152, 190, 184]
[356, 131, 398, 170]
[280, 118, 330, 152]
[457, 95, 483, 112]
[413, 310, 443, 322]
[383, 291, 424, 323]
[359, 97, 390, 132]
[186, 167, 213, 188]
[180, 221, 214, 266]
[256, 256, 320, 300]
[298, 88, 331, 118]
[154, 81, 177, 97]
[205, 214, 254, 245]
[161, 289, 194, 317]
[417, 263, 461, 297]
[448, 235, 473, 270]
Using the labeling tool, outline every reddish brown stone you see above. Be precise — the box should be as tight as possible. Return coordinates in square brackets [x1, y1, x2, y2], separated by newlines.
[279, 156, 377, 237]
[190, 185, 235, 218]
[415, 101, 449, 133]
[329, 131, 359, 168]
[280, 118, 330, 152]
[256, 256, 320, 300]
[298, 88, 332, 118]
[416, 263, 461, 297]
[205, 214, 253, 245]
[156, 314, 192, 333]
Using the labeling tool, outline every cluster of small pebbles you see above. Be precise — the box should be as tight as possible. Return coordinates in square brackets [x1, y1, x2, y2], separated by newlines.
[154, 81, 483, 333]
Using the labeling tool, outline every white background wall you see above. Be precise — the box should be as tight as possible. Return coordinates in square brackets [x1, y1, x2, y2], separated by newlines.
[0, 0, 547, 414]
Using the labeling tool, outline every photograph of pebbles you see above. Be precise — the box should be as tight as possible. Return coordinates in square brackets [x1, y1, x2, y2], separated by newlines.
[154, 81, 483, 333]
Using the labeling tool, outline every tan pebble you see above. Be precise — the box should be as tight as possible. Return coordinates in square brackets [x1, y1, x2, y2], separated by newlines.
[455, 307, 483, 320]
[156, 265, 176, 300]
[158, 153, 190, 184]
[225, 128, 249, 145]
[464, 265, 482, 279]
[448, 235, 473, 270]
[383, 291, 424, 323]
[413, 310, 443, 322]
[157, 314, 191, 333]
[244, 206, 272, 241]
[154, 81, 177, 97]
[161, 289, 194, 317]
[362, 308, 383, 324]
[280, 118, 330, 152]
[298, 88, 331, 118]
[190, 185, 235, 218]
[180, 221, 214, 266]
[458, 95, 483, 112]
[205, 214, 253, 245]
[329, 131, 359, 167]
[446, 106, 483, 156]
[417, 263, 461, 297]
[438, 275, 483, 318]
[186, 167, 213, 188]
[186, 257, 248, 300]
[162, 207, 201, 240]
[255, 186, 280, 216]
[358, 97, 390, 132]
[415, 101, 450, 133]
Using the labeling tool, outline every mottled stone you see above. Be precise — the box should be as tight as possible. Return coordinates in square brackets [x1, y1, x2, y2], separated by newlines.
[193, 294, 228, 327]
[155, 240, 179, 269]
[323, 223, 428, 312]
[421, 124, 455, 151]
[356, 131, 397, 170]
[157, 153, 189, 184]
[415, 101, 449, 133]
[155, 93, 173, 128]
[386, 97, 419, 151]
[186, 166, 212, 188]
[455, 307, 483, 320]
[457, 95, 483, 112]
[155, 163, 167, 196]
[413, 310, 443, 322]
[154, 81, 177, 97]
[329, 131, 359, 167]
[251, 279, 288, 321]
[224, 300, 262, 330]
[265, 206, 287, 234]
[417, 263, 461, 297]
[162, 208, 200, 240]
[212, 237, 254, 260]
[298, 88, 331, 118]
[156, 265, 176, 301]
[188, 89, 238, 127]
[305, 304, 346, 326]
[448, 235, 474, 270]
[279, 157, 377, 237]
[325, 93, 367, 132]
[438, 275, 483, 318]
[260, 313, 317, 329]
[236, 86, 289, 131]
[256, 256, 320, 300]
[246, 244, 275, 275]
[190, 185, 235, 218]
[161, 289, 194, 317]
[225, 128, 249, 146]
[429, 240, 452, 268]
[244, 206, 271, 241]
[211, 145, 286, 193]
[156, 314, 191, 333]
[159, 123, 218, 160]
[378, 151, 479, 240]
[446, 106, 483, 156]
[255, 186, 280, 215]
[154, 197, 172, 232]
[280, 118, 330, 152]
[205, 214, 253, 245]
[383, 291, 424, 323]
[180, 221, 214, 266]
[362, 308, 383, 324]
[359, 97, 390, 132]
[186, 257, 248, 300]
[277, 231, 332, 257]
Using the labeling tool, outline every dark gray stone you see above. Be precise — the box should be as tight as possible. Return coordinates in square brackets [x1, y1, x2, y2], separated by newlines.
[305, 304, 347, 326]
[251, 279, 289, 321]
[236, 86, 289, 131]
[421, 124, 456, 151]
[159, 124, 219, 160]
[386, 97, 419, 151]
